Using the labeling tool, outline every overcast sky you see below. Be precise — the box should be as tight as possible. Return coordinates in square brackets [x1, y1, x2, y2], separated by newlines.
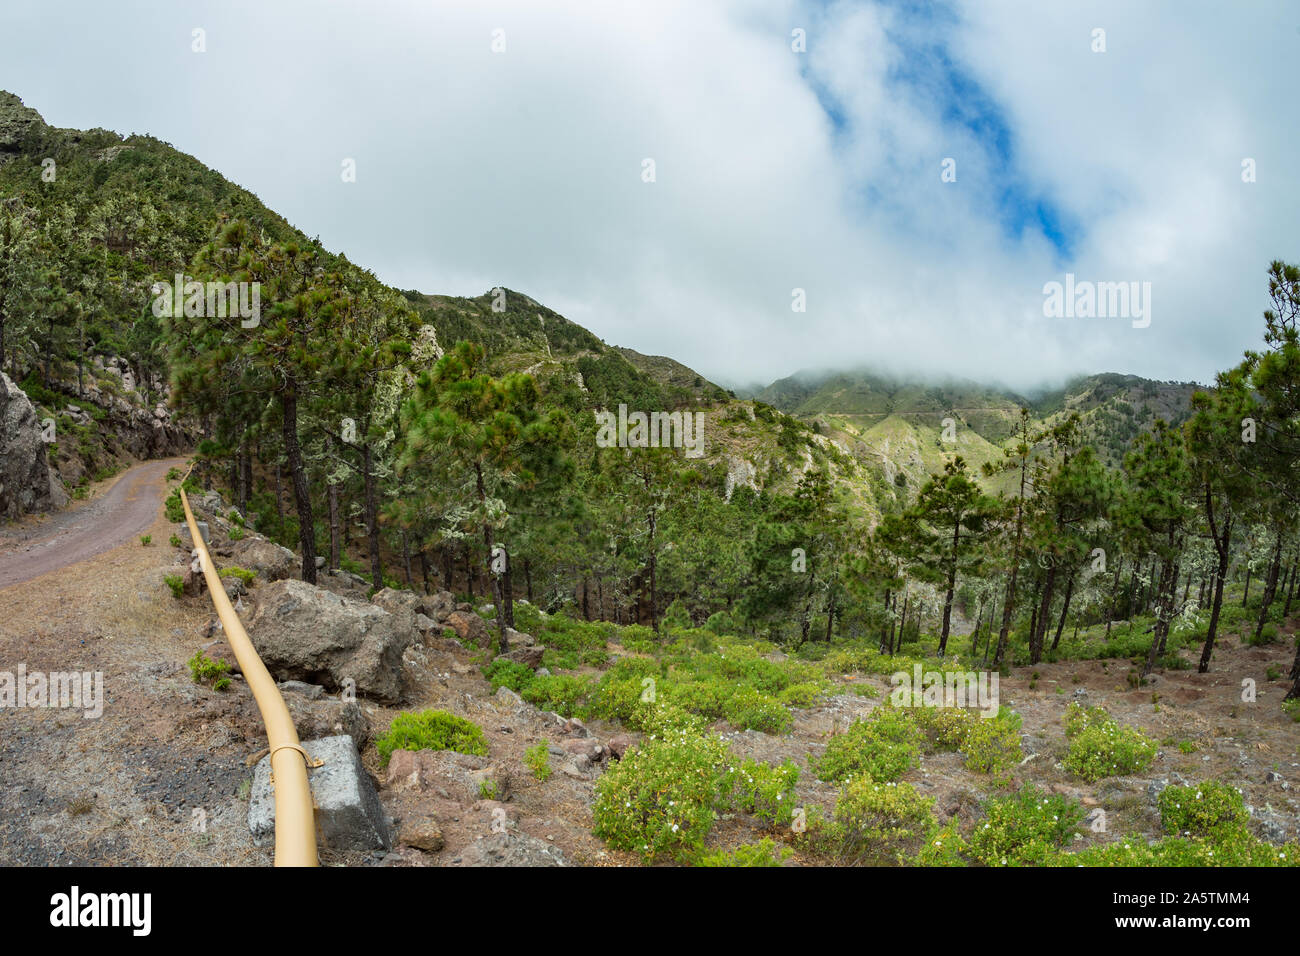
[1, 0, 1296, 392]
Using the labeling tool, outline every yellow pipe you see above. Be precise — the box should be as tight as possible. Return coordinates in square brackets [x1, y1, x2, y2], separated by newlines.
[178, 467, 319, 867]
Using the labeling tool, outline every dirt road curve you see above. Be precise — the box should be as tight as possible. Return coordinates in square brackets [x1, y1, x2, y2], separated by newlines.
[0, 458, 185, 592]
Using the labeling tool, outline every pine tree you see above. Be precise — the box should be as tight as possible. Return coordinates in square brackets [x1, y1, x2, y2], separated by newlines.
[399, 341, 565, 653]
[904, 456, 999, 655]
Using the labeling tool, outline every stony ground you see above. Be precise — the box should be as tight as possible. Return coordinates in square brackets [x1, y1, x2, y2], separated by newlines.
[1, 465, 1296, 866]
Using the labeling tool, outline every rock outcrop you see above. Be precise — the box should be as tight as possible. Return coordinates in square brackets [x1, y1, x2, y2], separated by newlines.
[0, 373, 67, 519]
[0, 92, 43, 167]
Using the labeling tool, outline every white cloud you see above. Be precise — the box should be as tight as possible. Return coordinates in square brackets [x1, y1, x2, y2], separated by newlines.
[0, 0, 1293, 390]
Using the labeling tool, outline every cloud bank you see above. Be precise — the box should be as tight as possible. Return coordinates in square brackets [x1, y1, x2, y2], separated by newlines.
[1, 0, 1295, 390]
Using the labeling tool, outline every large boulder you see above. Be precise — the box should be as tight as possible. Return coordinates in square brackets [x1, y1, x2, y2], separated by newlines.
[316, 568, 371, 602]
[425, 590, 457, 622]
[0, 372, 67, 519]
[230, 536, 297, 581]
[246, 579, 410, 703]
[371, 588, 424, 642]
[443, 610, 491, 649]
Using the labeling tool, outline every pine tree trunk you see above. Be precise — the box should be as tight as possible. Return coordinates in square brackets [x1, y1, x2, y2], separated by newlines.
[898, 590, 910, 651]
[1287, 636, 1300, 694]
[646, 502, 658, 633]
[1030, 567, 1055, 665]
[881, 587, 892, 653]
[993, 462, 1028, 667]
[1253, 533, 1285, 643]
[280, 382, 317, 584]
[1142, 557, 1176, 676]
[938, 521, 960, 655]
[475, 463, 508, 654]
[1107, 555, 1123, 638]
[501, 545, 515, 630]
[1157, 561, 1179, 655]
[1051, 571, 1076, 651]
[363, 442, 382, 589]
[1198, 518, 1232, 673]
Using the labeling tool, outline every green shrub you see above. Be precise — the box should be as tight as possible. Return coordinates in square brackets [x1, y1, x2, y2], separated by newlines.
[959, 709, 1024, 774]
[636, 700, 705, 737]
[967, 786, 1084, 866]
[1158, 782, 1249, 840]
[908, 704, 1023, 774]
[187, 650, 230, 691]
[521, 673, 594, 717]
[511, 601, 547, 635]
[228, 526, 245, 541]
[1065, 834, 1300, 867]
[525, 742, 552, 782]
[164, 574, 184, 599]
[813, 708, 923, 784]
[586, 659, 660, 725]
[140, 534, 152, 546]
[661, 675, 732, 722]
[482, 658, 535, 694]
[533, 612, 612, 669]
[1285, 699, 1300, 723]
[806, 779, 937, 865]
[777, 681, 826, 708]
[218, 566, 256, 586]
[728, 758, 799, 827]
[169, 533, 182, 548]
[592, 728, 731, 861]
[722, 686, 792, 734]
[914, 820, 969, 867]
[1063, 701, 1111, 738]
[1248, 622, 1280, 646]
[164, 488, 186, 523]
[696, 838, 791, 867]
[375, 710, 489, 766]
[1062, 704, 1156, 781]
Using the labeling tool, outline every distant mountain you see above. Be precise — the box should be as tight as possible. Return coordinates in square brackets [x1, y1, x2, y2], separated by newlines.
[754, 367, 1203, 489]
